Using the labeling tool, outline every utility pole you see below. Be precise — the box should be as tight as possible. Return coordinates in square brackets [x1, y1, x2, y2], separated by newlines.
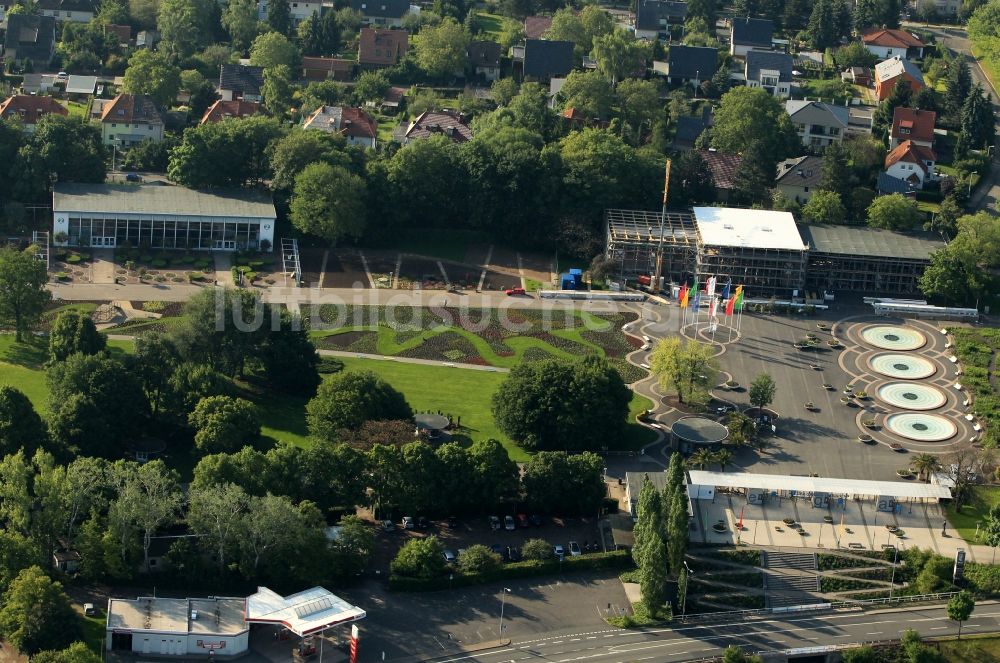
[654, 158, 672, 294]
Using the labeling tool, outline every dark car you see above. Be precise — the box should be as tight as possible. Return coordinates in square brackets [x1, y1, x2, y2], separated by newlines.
[516, 513, 529, 528]
[530, 514, 544, 527]
[490, 543, 504, 557]
[125, 172, 142, 182]
[417, 516, 430, 529]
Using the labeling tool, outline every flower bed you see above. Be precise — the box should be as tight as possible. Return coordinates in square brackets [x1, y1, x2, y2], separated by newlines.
[952, 328, 1000, 447]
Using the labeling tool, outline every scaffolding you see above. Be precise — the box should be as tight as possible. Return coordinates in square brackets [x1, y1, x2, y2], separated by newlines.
[806, 252, 930, 296]
[31, 231, 49, 270]
[697, 244, 808, 296]
[281, 238, 301, 286]
[605, 209, 698, 285]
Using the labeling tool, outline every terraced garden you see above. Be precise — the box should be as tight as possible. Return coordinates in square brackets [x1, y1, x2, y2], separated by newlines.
[311, 305, 647, 383]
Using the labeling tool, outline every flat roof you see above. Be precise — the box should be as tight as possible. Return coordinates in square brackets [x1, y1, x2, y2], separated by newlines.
[671, 416, 728, 443]
[245, 587, 365, 636]
[798, 224, 946, 261]
[687, 470, 952, 499]
[694, 207, 806, 251]
[53, 183, 276, 219]
[107, 597, 247, 636]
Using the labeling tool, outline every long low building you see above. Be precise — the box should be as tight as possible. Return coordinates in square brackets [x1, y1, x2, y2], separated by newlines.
[605, 207, 947, 298]
[52, 183, 277, 252]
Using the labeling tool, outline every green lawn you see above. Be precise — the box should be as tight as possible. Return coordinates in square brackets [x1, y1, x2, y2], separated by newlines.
[81, 614, 106, 654]
[946, 485, 1000, 542]
[940, 635, 1000, 663]
[472, 11, 506, 40]
[62, 100, 88, 119]
[918, 200, 942, 214]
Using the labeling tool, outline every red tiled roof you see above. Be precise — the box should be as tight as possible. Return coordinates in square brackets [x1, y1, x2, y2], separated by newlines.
[863, 29, 924, 49]
[358, 28, 408, 66]
[696, 149, 743, 190]
[891, 107, 936, 144]
[885, 140, 937, 173]
[524, 15, 553, 39]
[200, 99, 261, 124]
[340, 106, 377, 139]
[100, 93, 164, 124]
[0, 94, 67, 125]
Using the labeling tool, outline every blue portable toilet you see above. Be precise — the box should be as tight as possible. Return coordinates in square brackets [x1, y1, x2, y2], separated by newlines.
[569, 268, 583, 287]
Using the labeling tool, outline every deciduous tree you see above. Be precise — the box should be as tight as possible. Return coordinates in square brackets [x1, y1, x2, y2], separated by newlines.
[289, 162, 367, 245]
[650, 337, 718, 404]
[249, 30, 299, 69]
[559, 70, 615, 119]
[122, 49, 181, 108]
[391, 536, 446, 578]
[48, 310, 106, 362]
[867, 193, 921, 230]
[188, 396, 260, 454]
[413, 17, 470, 78]
[307, 370, 412, 441]
[0, 566, 79, 655]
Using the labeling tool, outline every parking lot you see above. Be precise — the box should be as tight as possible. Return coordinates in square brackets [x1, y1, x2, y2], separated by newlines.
[368, 514, 605, 573]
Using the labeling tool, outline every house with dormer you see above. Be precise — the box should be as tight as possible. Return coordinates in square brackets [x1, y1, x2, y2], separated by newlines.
[889, 107, 935, 150]
[99, 94, 164, 148]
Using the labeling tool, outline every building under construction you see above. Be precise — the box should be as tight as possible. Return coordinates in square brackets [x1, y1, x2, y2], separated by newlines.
[606, 207, 945, 298]
[798, 224, 946, 296]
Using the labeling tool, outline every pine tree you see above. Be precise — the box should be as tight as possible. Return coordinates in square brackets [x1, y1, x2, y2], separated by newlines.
[960, 84, 996, 150]
[945, 59, 972, 120]
[667, 452, 684, 493]
[267, 0, 291, 34]
[820, 141, 852, 201]
[807, 0, 838, 50]
[631, 476, 666, 566]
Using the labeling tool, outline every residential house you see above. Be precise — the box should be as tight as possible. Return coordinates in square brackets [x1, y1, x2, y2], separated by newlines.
[0, 94, 67, 132]
[877, 171, 919, 195]
[523, 16, 553, 40]
[661, 44, 717, 88]
[890, 107, 935, 150]
[841, 66, 872, 86]
[65, 74, 98, 98]
[884, 139, 936, 188]
[862, 29, 924, 60]
[745, 50, 792, 98]
[104, 23, 131, 47]
[200, 99, 261, 124]
[258, 0, 321, 25]
[775, 155, 824, 204]
[358, 27, 409, 70]
[467, 40, 502, 81]
[874, 56, 924, 101]
[671, 107, 712, 151]
[785, 100, 849, 150]
[402, 109, 472, 144]
[302, 56, 354, 81]
[561, 106, 609, 129]
[36, 0, 95, 22]
[100, 93, 165, 148]
[634, 0, 687, 40]
[302, 105, 378, 148]
[696, 149, 743, 203]
[3, 14, 57, 69]
[730, 17, 773, 57]
[920, 0, 960, 16]
[378, 85, 407, 114]
[351, 0, 411, 27]
[52, 545, 81, 573]
[219, 64, 265, 102]
[522, 39, 575, 82]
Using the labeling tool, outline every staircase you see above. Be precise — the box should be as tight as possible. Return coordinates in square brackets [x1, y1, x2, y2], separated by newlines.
[762, 551, 822, 609]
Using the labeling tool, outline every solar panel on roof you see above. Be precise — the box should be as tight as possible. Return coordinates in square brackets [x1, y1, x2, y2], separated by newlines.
[294, 597, 334, 619]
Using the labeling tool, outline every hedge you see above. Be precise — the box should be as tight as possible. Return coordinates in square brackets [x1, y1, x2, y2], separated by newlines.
[389, 550, 634, 591]
[699, 549, 762, 566]
[820, 576, 884, 592]
[818, 553, 889, 570]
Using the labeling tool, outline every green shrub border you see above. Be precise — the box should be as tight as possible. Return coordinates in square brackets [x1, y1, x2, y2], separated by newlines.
[389, 550, 633, 591]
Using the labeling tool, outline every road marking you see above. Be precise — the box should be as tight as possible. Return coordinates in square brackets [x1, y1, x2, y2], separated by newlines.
[867, 632, 883, 635]
[586, 636, 597, 640]
[930, 627, 948, 630]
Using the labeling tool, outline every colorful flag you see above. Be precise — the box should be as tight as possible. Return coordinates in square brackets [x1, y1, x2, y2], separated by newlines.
[725, 295, 736, 316]
[733, 285, 744, 312]
[721, 281, 732, 300]
[679, 283, 689, 308]
[706, 276, 717, 299]
[689, 277, 700, 309]
[709, 295, 718, 318]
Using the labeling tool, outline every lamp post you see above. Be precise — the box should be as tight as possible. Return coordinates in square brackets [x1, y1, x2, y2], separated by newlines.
[889, 537, 901, 599]
[681, 561, 693, 619]
[498, 587, 511, 643]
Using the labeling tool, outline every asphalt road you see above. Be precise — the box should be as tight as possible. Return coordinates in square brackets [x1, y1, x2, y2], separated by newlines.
[426, 601, 1000, 663]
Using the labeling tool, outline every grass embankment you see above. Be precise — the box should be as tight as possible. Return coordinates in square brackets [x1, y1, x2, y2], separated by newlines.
[947, 485, 1000, 543]
[472, 11, 506, 41]
[940, 635, 1000, 663]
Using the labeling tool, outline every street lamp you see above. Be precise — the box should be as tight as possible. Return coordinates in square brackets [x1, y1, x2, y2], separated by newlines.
[681, 561, 693, 619]
[889, 538, 901, 599]
[498, 588, 511, 643]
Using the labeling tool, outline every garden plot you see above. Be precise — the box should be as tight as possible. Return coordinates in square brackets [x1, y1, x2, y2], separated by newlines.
[113, 248, 214, 285]
[231, 250, 279, 286]
[324, 250, 370, 289]
[364, 250, 399, 289]
[397, 256, 446, 290]
[51, 248, 94, 283]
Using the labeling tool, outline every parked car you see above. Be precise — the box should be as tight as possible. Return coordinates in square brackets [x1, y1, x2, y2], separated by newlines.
[553, 544, 565, 560]
[569, 541, 582, 556]
[489, 515, 501, 531]
[381, 520, 395, 531]
[504, 515, 516, 531]
[507, 546, 521, 562]
[125, 172, 142, 182]
[417, 516, 430, 529]
[516, 513, 529, 528]
[56, 71, 68, 80]
[402, 516, 415, 530]
[530, 514, 544, 527]
[443, 550, 457, 564]
[505, 287, 526, 296]
[84, 603, 97, 616]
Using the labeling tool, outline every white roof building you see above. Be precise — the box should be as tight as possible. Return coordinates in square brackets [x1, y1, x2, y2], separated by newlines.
[693, 207, 807, 251]
[245, 587, 366, 636]
[65, 74, 97, 95]
[687, 470, 952, 500]
[106, 596, 249, 657]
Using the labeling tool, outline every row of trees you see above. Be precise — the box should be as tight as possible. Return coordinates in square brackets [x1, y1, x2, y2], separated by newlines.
[633, 453, 689, 617]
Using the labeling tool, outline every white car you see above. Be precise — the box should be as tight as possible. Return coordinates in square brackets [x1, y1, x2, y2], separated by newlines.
[504, 515, 516, 531]
[569, 541, 582, 556]
[553, 544, 566, 560]
[401, 516, 415, 530]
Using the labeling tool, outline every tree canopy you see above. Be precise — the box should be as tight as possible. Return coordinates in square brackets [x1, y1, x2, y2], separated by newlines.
[0, 246, 50, 341]
[307, 370, 413, 442]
